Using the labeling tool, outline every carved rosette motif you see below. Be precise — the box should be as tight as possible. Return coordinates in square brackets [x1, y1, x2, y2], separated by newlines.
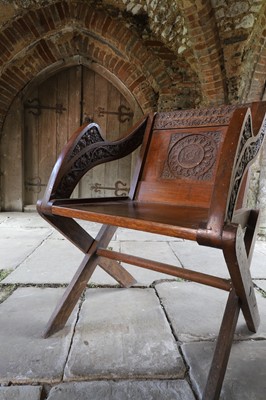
[52, 123, 146, 199]
[162, 132, 220, 181]
[227, 115, 266, 220]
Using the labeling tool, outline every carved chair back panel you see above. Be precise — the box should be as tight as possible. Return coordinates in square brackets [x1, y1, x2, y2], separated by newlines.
[135, 126, 226, 208]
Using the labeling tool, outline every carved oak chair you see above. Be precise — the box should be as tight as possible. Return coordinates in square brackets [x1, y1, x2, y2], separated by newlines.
[37, 102, 266, 400]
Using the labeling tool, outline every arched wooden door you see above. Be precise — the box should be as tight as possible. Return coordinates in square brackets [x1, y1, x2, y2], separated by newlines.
[24, 65, 143, 206]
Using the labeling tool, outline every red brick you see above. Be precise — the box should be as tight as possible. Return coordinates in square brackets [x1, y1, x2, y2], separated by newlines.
[101, 16, 113, 34]
[113, 59, 124, 75]
[3, 70, 25, 87]
[42, 6, 56, 30]
[61, 1, 70, 19]
[23, 13, 40, 38]
[108, 56, 118, 71]
[77, 3, 89, 22]
[117, 62, 132, 81]
[0, 40, 11, 59]
[95, 12, 107, 33]
[85, 9, 96, 29]
[104, 18, 117, 37]
[11, 66, 27, 82]
[49, 4, 61, 25]
[0, 79, 16, 92]
[55, 2, 65, 21]
[37, 8, 50, 33]
[129, 76, 146, 92]
[1, 29, 14, 49]
[12, 16, 31, 38]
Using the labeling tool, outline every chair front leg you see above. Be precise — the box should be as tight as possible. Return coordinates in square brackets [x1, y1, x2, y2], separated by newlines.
[43, 224, 117, 338]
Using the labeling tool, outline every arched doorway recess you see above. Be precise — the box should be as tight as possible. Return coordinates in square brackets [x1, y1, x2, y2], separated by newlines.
[23, 64, 143, 207]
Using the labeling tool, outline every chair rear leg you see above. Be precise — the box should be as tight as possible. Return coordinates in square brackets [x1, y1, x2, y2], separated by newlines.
[43, 225, 117, 338]
[222, 224, 260, 333]
[202, 289, 240, 400]
[99, 257, 137, 287]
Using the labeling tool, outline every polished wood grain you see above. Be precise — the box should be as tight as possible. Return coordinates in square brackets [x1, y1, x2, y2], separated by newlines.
[97, 248, 231, 291]
[203, 289, 240, 400]
[51, 201, 209, 240]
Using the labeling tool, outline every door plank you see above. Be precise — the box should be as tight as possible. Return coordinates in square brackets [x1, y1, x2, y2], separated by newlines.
[24, 87, 39, 205]
[118, 95, 133, 194]
[79, 67, 95, 198]
[24, 65, 143, 207]
[38, 75, 57, 201]
[90, 72, 108, 197]
[104, 83, 121, 197]
[56, 69, 70, 156]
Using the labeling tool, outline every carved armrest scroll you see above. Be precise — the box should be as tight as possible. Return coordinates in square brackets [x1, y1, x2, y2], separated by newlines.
[227, 105, 266, 221]
[197, 103, 266, 248]
[41, 116, 148, 205]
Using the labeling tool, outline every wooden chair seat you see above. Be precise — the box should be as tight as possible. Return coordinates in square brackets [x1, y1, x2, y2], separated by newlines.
[51, 199, 208, 239]
[37, 102, 266, 400]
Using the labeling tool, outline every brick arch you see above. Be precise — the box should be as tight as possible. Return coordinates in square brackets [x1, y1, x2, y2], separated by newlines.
[0, 31, 156, 130]
[179, 0, 226, 106]
[0, 0, 197, 132]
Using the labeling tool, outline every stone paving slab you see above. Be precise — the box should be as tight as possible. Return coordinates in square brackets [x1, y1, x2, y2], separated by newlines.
[1, 239, 144, 286]
[170, 240, 266, 280]
[248, 249, 266, 278]
[182, 340, 266, 400]
[47, 380, 195, 400]
[254, 240, 266, 255]
[49, 220, 104, 240]
[121, 241, 182, 266]
[0, 385, 42, 400]
[0, 286, 14, 303]
[0, 214, 9, 223]
[119, 241, 182, 285]
[64, 288, 185, 380]
[0, 287, 77, 384]
[1, 238, 85, 285]
[156, 281, 266, 342]
[3, 239, 181, 286]
[254, 279, 266, 292]
[0, 228, 51, 270]
[0, 212, 50, 229]
[169, 240, 230, 278]
[1, 237, 120, 285]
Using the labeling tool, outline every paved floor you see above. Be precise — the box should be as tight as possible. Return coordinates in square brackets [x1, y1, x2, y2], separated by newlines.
[0, 212, 266, 400]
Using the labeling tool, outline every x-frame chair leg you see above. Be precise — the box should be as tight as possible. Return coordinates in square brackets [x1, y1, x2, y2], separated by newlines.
[202, 289, 240, 400]
[222, 224, 260, 332]
[202, 221, 260, 399]
[43, 223, 134, 338]
[40, 213, 136, 286]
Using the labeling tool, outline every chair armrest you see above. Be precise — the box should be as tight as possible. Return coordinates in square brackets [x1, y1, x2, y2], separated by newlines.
[38, 115, 149, 214]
